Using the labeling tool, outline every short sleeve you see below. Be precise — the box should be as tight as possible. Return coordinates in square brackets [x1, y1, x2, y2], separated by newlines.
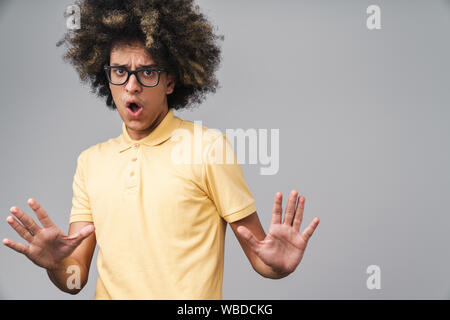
[69, 150, 93, 224]
[202, 134, 257, 223]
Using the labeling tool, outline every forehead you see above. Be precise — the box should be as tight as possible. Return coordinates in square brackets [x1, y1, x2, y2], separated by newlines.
[110, 43, 154, 65]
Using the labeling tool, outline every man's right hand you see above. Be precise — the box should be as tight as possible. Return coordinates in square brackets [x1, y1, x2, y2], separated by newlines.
[3, 198, 95, 271]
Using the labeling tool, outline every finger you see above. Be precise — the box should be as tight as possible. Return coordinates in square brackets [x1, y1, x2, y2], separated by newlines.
[27, 198, 55, 229]
[283, 189, 299, 226]
[270, 192, 283, 225]
[10, 206, 41, 235]
[292, 196, 305, 231]
[6, 216, 34, 243]
[301, 217, 320, 243]
[2, 238, 29, 256]
[66, 224, 95, 245]
[236, 226, 261, 253]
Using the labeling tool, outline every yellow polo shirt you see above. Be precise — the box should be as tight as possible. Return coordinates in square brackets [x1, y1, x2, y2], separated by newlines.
[69, 109, 256, 299]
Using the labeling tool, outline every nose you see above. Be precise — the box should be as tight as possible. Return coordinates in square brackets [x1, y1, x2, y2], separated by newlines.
[125, 73, 142, 93]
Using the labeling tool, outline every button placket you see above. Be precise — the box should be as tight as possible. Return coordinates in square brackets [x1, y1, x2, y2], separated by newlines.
[125, 144, 141, 191]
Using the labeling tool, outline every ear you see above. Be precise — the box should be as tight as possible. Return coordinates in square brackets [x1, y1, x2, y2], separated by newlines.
[165, 73, 176, 95]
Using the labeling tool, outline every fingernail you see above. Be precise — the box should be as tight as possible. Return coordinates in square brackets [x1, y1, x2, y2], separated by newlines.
[10, 206, 15, 212]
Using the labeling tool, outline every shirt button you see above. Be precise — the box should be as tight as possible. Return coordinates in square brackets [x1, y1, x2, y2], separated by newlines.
[134, 144, 139, 148]
[130, 171, 135, 177]
[131, 157, 137, 162]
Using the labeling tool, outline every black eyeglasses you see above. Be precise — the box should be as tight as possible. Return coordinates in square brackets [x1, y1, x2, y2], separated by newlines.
[104, 66, 166, 87]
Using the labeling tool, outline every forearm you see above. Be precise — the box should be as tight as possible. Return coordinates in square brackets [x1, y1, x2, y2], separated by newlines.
[251, 256, 290, 279]
[46, 256, 88, 294]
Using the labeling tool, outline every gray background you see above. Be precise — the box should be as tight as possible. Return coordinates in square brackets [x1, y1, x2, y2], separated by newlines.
[0, 0, 449, 299]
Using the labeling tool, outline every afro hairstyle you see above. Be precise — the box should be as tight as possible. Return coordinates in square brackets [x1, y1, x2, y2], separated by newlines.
[57, 0, 224, 111]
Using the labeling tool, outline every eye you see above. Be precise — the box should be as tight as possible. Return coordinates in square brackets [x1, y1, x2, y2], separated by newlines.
[143, 69, 154, 77]
[114, 68, 126, 76]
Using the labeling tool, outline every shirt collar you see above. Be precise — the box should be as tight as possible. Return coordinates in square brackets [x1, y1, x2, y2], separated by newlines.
[118, 108, 182, 153]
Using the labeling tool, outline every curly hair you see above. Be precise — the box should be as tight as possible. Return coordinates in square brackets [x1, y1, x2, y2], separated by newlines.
[57, 0, 223, 111]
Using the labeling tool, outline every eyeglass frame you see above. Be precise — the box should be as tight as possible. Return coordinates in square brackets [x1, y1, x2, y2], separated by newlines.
[103, 65, 167, 87]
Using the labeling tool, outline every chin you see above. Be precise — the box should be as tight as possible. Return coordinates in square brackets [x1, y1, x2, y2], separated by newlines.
[125, 119, 148, 129]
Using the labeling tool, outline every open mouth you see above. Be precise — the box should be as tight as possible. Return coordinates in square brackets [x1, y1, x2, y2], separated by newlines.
[127, 102, 143, 116]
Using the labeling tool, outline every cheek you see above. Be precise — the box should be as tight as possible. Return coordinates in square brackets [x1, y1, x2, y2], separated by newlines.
[143, 87, 167, 104]
[109, 85, 122, 106]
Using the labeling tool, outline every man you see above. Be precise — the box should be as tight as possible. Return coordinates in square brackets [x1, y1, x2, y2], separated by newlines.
[3, 0, 319, 299]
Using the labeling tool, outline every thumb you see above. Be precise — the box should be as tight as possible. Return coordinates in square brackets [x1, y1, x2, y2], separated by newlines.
[67, 224, 95, 245]
[237, 226, 261, 253]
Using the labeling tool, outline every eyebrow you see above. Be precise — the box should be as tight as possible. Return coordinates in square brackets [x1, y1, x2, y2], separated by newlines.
[110, 63, 159, 68]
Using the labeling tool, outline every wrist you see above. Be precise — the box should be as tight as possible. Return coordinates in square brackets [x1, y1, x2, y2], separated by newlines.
[46, 256, 85, 294]
[253, 257, 291, 279]
[46, 257, 70, 273]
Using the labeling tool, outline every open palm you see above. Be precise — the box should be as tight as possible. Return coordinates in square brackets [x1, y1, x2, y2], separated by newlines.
[237, 191, 320, 275]
[3, 198, 94, 270]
